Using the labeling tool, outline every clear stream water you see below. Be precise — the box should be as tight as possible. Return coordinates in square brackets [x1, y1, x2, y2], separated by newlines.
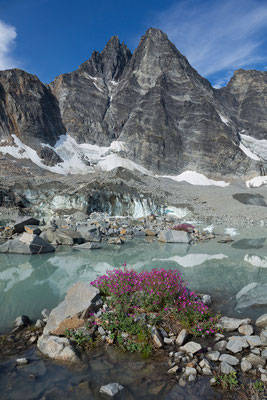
[0, 231, 267, 399]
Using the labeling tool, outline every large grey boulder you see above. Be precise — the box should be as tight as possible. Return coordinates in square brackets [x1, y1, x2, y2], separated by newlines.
[37, 335, 79, 363]
[179, 341, 202, 354]
[0, 233, 55, 254]
[76, 225, 101, 242]
[14, 216, 40, 233]
[44, 228, 84, 245]
[158, 230, 191, 243]
[44, 282, 100, 334]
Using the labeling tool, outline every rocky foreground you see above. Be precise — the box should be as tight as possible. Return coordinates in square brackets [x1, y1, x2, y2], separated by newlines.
[0, 277, 267, 399]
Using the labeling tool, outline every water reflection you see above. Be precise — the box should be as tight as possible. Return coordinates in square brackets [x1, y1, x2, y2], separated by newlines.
[1, 232, 267, 332]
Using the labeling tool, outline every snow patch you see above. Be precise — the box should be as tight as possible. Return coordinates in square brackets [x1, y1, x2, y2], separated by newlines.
[161, 170, 229, 187]
[246, 176, 267, 188]
[96, 153, 151, 175]
[203, 224, 214, 233]
[239, 143, 260, 161]
[224, 228, 239, 237]
[244, 254, 267, 268]
[218, 113, 229, 125]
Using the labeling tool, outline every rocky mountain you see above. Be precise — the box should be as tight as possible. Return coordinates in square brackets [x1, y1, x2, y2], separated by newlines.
[0, 28, 266, 179]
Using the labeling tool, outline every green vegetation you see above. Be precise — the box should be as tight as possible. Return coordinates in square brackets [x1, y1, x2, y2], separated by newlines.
[215, 371, 239, 390]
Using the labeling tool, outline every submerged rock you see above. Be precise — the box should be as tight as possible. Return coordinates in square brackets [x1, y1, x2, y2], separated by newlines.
[99, 383, 124, 397]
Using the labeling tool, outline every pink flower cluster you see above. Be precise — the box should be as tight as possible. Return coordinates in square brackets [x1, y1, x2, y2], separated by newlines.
[91, 268, 208, 314]
[172, 223, 195, 232]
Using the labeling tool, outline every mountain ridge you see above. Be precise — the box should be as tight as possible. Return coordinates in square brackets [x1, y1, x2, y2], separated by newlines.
[0, 28, 266, 179]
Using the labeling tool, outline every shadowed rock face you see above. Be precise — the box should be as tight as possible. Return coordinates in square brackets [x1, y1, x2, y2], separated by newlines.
[0, 69, 65, 149]
[225, 69, 267, 140]
[49, 28, 257, 176]
[0, 28, 265, 177]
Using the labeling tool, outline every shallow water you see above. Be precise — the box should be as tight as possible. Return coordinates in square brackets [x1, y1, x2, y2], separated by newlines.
[0, 347, 221, 400]
[1, 229, 267, 333]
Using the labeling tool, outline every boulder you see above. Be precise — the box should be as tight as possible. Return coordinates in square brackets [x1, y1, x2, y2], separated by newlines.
[207, 351, 220, 361]
[256, 314, 267, 329]
[158, 230, 191, 243]
[43, 282, 100, 334]
[76, 225, 101, 242]
[260, 330, 267, 343]
[14, 216, 40, 233]
[24, 225, 42, 235]
[45, 228, 84, 245]
[241, 360, 252, 373]
[37, 335, 79, 363]
[0, 233, 55, 254]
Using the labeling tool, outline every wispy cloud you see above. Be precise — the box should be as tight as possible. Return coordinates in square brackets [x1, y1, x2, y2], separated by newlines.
[154, 0, 267, 83]
[0, 20, 18, 70]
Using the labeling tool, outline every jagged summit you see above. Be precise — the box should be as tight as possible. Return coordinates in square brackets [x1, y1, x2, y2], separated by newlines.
[0, 29, 266, 179]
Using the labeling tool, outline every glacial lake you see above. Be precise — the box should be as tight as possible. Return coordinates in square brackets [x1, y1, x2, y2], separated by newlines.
[1, 230, 267, 333]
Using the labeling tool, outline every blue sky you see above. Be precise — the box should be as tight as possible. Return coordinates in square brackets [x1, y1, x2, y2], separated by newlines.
[1, 0, 267, 87]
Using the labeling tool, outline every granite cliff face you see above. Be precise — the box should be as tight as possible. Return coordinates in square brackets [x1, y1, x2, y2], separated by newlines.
[0, 28, 266, 178]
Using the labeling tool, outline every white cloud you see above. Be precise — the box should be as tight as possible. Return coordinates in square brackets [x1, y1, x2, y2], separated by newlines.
[154, 0, 267, 79]
[0, 20, 17, 70]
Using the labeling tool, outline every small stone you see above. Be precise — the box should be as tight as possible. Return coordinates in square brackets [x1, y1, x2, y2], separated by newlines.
[219, 354, 239, 366]
[238, 324, 254, 336]
[201, 294, 212, 306]
[207, 351, 220, 361]
[244, 335, 264, 348]
[251, 348, 261, 355]
[121, 333, 129, 339]
[28, 335, 37, 344]
[261, 374, 267, 382]
[99, 383, 124, 397]
[16, 358, 28, 366]
[199, 359, 211, 369]
[152, 328, 163, 348]
[184, 367, 197, 376]
[262, 349, 267, 360]
[178, 378, 186, 387]
[214, 340, 227, 351]
[256, 314, 267, 329]
[169, 352, 174, 357]
[35, 319, 44, 329]
[241, 360, 252, 373]
[210, 377, 216, 386]
[202, 367, 212, 375]
[175, 329, 188, 347]
[188, 374, 196, 382]
[168, 365, 179, 374]
[164, 337, 174, 345]
[98, 326, 105, 336]
[260, 330, 267, 343]
[180, 341, 202, 354]
[245, 353, 266, 367]
[220, 362, 235, 374]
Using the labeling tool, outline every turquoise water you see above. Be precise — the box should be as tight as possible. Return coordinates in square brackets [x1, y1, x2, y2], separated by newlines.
[1, 232, 267, 333]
